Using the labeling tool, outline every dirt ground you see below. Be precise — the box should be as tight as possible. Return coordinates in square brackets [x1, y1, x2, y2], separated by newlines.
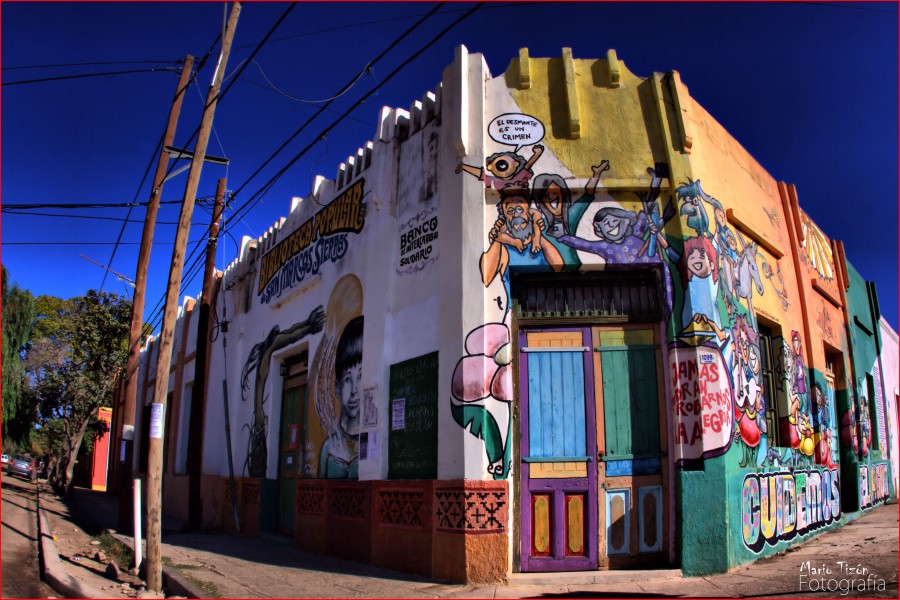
[39, 483, 149, 598]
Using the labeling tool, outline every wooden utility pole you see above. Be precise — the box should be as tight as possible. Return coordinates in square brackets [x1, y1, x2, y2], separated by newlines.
[187, 177, 226, 530]
[118, 53, 194, 531]
[145, 3, 240, 591]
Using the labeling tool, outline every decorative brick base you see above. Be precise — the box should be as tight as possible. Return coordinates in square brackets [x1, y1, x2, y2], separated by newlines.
[292, 478, 508, 582]
[197, 477, 509, 582]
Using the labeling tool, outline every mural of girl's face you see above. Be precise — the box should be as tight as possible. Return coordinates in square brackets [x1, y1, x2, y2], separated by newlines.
[542, 183, 564, 217]
[338, 361, 362, 421]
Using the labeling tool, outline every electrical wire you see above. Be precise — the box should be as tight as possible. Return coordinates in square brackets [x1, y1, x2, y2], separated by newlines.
[2, 67, 177, 87]
[120, 4, 299, 341]
[193, 77, 230, 180]
[0, 209, 203, 226]
[1, 200, 185, 210]
[227, 2, 447, 214]
[230, 2, 545, 51]
[241, 78, 372, 127]
[99, 29, 226, 292]
[225, 2, 483, 230]
[240, 58, 370, 104]
[142, 4, 299, 320]
[4, 59, 183, 70]
[2, 239, 205, 245]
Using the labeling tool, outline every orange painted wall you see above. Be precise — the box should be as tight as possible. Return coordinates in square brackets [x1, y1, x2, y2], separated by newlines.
[91, 407, 113, 491]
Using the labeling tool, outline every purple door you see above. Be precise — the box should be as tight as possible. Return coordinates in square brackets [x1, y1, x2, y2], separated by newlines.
[519, 328, 597, 572]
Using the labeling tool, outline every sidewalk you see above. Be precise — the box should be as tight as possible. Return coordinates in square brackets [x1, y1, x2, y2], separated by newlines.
[39, 485, 898, 598]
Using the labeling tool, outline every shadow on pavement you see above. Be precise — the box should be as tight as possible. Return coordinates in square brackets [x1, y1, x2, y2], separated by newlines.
[1, 519, 39, 542]
[161, 531, 439, 583]
[64, 485, 442, 584]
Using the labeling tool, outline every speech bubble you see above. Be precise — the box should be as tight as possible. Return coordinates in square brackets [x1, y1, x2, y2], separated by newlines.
[488, 113, 545, 152]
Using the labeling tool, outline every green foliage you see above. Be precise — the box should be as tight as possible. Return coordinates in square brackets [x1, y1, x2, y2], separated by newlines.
[26, 290, 132, 493]
[31, 294, 75, 341]
[2, 266, 36, 446]
[92, 532, 134, 569]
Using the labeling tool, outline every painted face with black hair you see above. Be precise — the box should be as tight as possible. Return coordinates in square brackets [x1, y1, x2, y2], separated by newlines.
[593, 208, 634, 243]
[337, 361, 361, 420]
[541, 183, 565, 218]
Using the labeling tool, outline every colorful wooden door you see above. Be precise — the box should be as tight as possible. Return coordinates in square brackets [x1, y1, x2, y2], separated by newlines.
[519, 329, 597, 572]
[594, 326, 668, 568]
[278, 384, 303, 534]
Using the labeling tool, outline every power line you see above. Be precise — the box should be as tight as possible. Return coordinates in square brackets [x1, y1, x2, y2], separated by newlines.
[100, 29, 225, 292]
[3, 240, 203, 246]
[137, 4, 299, 334]
[232, 2, 545, 51]
[237, 58, 371, 104]
[2, 67, 177, 87]
[227, 2, 448, 213]
[1, 200, 184, 210]
[4, 59, 183, 71]
[226, 3, 485, 231]
[0, 209, 203, 226]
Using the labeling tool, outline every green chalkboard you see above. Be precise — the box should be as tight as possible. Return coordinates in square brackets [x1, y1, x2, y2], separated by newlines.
[388, 351, 439, 479]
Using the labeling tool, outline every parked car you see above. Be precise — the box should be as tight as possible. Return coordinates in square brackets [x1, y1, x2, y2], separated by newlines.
[7, 454, 37, 481]
[1, 454, 9, 471]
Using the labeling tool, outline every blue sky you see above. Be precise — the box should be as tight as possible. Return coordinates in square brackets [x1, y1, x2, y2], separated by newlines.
[2, 1, 897, 331]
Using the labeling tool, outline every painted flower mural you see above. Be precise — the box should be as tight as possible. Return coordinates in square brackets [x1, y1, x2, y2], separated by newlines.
[451, 322, 513, 478]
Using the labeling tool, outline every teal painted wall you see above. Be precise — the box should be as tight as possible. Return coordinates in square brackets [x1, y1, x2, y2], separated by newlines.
[843, 261, 892, 510]
[678, 456, 729, 575]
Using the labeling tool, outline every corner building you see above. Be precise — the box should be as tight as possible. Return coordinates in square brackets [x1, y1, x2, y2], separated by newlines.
[132, 47, 898, 582]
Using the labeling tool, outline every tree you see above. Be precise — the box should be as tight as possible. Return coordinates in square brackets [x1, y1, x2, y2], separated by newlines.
[29, 290, 132, 495]
[2, 266, 36, 449]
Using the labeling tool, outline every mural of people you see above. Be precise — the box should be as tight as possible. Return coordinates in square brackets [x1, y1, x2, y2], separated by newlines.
[316, 316, 364, 478]
[240, 306, 326, 477]
[840, 405, 859, 455]
[728, 232, 764, 325]
[492, 201, 546, 256]
[675, 179, 712, 237]
[482, 188, 564, 300]
[532, 159, 609, 265]
[730, 315, 764, 466]
[857, 383, 871, 458]
[776, 336, 815, 464]
[812, 383, 838, 469]
[310, 274, 364, 479]
[677, 235, 722, 331]
[555, 166, 677, 311]
[790, 331, 808, 408]
[453, 188, 564, 480]
[456, 144, 544, 190]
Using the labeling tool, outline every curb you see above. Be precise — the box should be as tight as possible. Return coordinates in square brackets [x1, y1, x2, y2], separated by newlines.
[111, 533, 205, 598]
[36, 485, 108, 599]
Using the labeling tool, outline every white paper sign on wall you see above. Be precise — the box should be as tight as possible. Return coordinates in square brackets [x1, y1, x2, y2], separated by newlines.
[149, 403, 165, 439]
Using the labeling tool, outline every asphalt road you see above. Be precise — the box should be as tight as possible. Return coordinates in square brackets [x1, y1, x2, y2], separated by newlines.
[1, 475, 57, 598]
